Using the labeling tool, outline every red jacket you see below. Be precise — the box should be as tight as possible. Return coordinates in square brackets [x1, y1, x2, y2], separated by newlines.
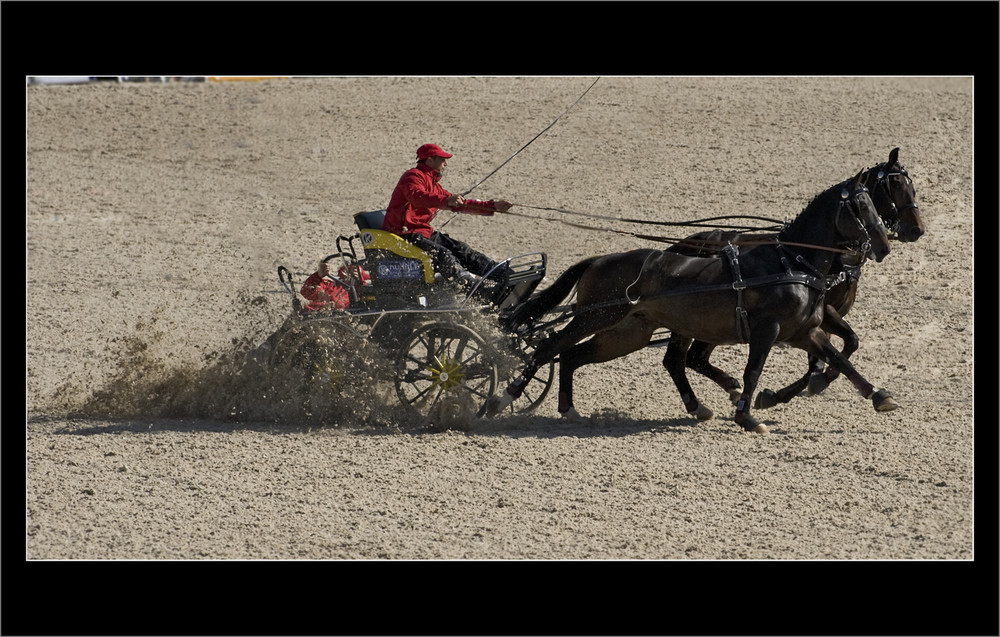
[300, 272, 351, 312]
[300, 266, 372, 312]
[383, 162, 495, 238]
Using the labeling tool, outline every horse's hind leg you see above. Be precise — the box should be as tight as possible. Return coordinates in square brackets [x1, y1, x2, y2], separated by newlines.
[486, 308, 626, 415]
[665, 336, 714, 420]
[684, 340, 742, 403]
[557, 319, 655, 419]
[485, 325, 574, 415]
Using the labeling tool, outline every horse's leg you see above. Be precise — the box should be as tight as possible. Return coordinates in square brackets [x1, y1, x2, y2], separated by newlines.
[814, 307, 860, 390]
[684, 340, 742, 403]
[755, 305, 858, 409]
[733, 323, 780, 434]
[754, 354, 823, 409]
[804, 327, 898, 412]
[484, 326, 572, 415]
[556, 320, 656, 420]
[664, 336, 714, 420]
[486, 308, 627, 415]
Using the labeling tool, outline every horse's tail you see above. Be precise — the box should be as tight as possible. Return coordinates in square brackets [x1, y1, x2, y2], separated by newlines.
[505, 256, 601, 328]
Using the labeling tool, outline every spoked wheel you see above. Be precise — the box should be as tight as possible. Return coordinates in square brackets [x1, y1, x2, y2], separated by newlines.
[502, 333, 555, 415]
[395, 322, 499, 424]
[268, 320, 367, 413]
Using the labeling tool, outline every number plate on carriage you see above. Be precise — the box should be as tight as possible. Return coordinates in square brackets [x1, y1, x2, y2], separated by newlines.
[376, 259, 425, 280]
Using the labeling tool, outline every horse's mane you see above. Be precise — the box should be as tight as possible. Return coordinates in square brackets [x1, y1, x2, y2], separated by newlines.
[784, 175, 855, 234]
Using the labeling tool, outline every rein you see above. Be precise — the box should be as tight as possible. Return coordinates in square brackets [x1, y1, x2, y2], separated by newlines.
[509, 203, 786, 232]
[503, 208, 864, 256]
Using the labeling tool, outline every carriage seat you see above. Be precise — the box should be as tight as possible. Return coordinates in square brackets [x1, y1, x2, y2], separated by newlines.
[351, 210, 545, 309]
[354, 209, 387, 231]
[352, 210, 436, 286]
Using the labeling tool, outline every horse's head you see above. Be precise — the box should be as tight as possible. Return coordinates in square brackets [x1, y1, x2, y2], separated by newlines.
[867, 147, 925, 242]
[837, 169, 891, 263]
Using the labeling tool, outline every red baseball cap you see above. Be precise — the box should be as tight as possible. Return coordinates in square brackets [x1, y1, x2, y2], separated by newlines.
[416, 143, 453, 160]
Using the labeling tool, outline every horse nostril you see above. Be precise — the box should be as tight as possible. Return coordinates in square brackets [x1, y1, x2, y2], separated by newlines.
[906, 226, 925, 241]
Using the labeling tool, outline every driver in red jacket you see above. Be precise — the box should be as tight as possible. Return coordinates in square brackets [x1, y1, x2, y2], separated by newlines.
[383, 143, 513, 288]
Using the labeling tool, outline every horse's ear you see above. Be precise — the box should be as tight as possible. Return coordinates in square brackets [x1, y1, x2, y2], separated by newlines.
[888, 147, 899, 165]
[852, 169, 867, 189]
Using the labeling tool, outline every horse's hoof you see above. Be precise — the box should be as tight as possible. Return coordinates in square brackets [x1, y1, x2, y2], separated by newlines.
[480, 397, 498, 417]
[560, 407, 583, 421]
[692, 403, 714, 421]
[727, 387, 743, 404]
[872, 389, 899, 412]
[736, 414, 768, 434]
[484, 393, 514, 417]
[754, 389, 778, 410]
[807, 373, 830, 396]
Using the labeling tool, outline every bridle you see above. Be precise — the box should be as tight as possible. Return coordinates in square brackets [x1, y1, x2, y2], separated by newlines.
[870, 164, 919, 239]
[836, 184, 883, 258]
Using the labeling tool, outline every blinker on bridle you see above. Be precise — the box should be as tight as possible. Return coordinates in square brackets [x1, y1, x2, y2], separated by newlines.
[873, 166, 919, 237]
[838, 184, 878, 256]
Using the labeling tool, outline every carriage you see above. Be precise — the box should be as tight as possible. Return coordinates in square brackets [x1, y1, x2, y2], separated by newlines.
[265, 209, 558, 423]
[264, 149, 923, 432]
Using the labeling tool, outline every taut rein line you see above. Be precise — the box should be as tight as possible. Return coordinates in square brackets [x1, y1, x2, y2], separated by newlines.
[502, 207, 864, 256]
[509, 203, 786, 231]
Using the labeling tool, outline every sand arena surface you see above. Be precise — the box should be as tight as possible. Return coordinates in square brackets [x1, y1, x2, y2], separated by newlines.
[26, 78, 974, 567]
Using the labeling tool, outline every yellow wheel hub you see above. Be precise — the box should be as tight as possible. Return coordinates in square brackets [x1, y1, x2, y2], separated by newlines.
[429, 355, 465, 392]
[312, 360, 345, 392]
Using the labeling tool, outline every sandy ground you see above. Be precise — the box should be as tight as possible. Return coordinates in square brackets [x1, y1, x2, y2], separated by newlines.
[24, 75, 977, 579]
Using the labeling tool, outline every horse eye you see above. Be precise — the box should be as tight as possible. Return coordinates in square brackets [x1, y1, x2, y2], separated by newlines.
[840, 189, 849, 199]
[877, 170, 885, 179]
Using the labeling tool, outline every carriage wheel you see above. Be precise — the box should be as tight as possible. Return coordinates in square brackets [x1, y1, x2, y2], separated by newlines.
[502, 334, 555, 415]
[395, 322, 499, 423]
[268, 320, 366, 413]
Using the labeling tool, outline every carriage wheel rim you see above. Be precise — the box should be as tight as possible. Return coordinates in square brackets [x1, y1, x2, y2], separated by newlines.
[396, 323, 498, 419]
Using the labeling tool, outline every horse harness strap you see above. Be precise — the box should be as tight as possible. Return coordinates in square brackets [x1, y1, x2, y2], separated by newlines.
[723, 243, 830, 343]
[580, 244, 839, 340]
[723, 244, 752, 343]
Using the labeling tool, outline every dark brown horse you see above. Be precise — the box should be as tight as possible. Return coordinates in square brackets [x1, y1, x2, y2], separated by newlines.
[489, 170, 893, 434]
[672, 148, 924, 409]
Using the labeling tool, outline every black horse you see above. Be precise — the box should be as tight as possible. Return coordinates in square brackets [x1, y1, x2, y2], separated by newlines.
[671, 148, 924, 409]
[490, 170, 893, 434]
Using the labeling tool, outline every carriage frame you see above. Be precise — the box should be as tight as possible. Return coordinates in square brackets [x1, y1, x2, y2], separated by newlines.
[268, 210, 561, 421]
